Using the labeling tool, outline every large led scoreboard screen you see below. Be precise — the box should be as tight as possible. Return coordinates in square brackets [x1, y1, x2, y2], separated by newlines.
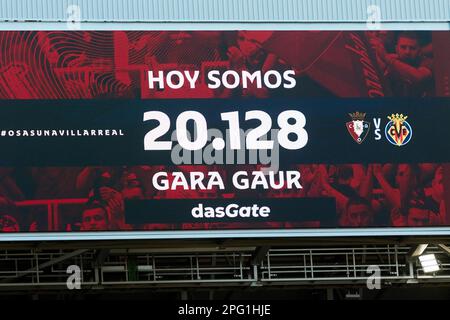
[0, 30, 449, 238]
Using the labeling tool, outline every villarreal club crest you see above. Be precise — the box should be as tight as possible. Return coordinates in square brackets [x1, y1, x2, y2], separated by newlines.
[385, 113, 412, 147]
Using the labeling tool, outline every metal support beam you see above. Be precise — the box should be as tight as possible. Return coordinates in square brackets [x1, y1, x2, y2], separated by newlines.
[95, 249, 110, 267]
[251, 246, 271, 266]
[408, 244, 428, 258]
[438, 244, 450, 255]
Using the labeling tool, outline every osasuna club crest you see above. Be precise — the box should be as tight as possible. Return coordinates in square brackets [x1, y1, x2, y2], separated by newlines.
[346, 112, 370, 144]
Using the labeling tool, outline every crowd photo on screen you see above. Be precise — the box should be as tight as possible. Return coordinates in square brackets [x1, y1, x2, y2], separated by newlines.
[0, 163, 446, 232]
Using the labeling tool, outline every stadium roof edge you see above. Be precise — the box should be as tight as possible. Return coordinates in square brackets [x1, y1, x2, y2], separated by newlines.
[0, 0, 449, 23]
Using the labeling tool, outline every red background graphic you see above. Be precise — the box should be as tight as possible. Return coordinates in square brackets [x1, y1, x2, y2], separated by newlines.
[0, 31, 448, 233]
[0, 30, 434, 99]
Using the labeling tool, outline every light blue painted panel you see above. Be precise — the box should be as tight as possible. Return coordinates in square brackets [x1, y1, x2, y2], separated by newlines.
[0, 0, 448, 22]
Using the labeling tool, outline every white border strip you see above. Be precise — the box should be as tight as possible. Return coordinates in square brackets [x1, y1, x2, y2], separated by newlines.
[0, 22, 448, 31]
[2, 227, 450, 241]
